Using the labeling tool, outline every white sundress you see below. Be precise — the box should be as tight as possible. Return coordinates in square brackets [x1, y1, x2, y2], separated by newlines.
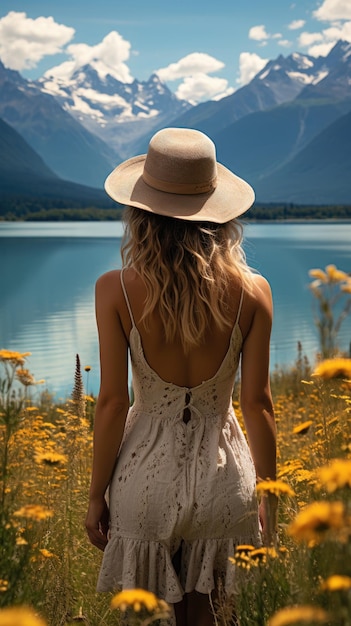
[97, 270, 261, 613]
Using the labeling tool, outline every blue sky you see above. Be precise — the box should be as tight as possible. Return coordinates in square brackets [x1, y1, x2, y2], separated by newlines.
[0, 0, 350, 103]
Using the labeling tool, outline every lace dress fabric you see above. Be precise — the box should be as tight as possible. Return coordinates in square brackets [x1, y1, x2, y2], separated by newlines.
[97, 271, 261, 618]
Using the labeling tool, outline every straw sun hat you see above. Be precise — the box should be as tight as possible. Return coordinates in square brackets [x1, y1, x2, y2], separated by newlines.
[105, 127, 254, 223]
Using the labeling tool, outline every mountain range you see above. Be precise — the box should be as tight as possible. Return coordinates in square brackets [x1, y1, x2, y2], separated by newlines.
[38, 67, 190, 158]
[0, 116, 113, 216]
[0, 39, 350, 208]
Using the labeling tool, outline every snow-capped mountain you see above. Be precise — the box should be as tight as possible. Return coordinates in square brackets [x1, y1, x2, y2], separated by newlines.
[158, 40, 351, 205]
[254, 51, 324, 100]
[209, 40, 351, 204]
[1, 40, 350, 203]
[297, 39, 351, 100]
[0, 60, 118, 187]
[38, 64, 191, 157]
[252, 39, 351, 101]
[167, 41, 351, 142]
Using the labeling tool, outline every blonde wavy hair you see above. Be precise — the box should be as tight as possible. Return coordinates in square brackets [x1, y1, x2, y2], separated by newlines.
[121, 206, 253, 351]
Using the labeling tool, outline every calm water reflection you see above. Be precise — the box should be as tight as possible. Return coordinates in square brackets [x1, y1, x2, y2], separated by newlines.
[1, 221, 350, 398]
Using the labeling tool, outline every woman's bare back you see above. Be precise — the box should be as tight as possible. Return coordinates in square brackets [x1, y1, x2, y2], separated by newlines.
[113, 267, 263, 389]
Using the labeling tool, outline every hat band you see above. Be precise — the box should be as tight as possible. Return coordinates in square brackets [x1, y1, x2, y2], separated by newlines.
[143, 169, 217, 195]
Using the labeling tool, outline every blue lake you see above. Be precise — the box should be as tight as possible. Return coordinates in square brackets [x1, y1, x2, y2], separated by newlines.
[0, 220, 350, 399]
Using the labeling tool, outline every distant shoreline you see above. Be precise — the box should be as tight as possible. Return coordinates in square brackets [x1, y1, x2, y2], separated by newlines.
[0, 202, 351, 223]
[247, 217, 351, 224]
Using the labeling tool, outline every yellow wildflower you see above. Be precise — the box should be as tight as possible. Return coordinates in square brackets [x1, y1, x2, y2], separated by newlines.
[34, 451, 67, 466]
[325, 264, 349, 282]
[288, 501, 346, 543]
[0, 350, 31, 366]
[16, 537, 28, 546]
[312, 358, 351, 380]
[292, 421, 312, 435]
[320, 575, 351, 591]
[0, 580, 8, 592]
[16, 368, 37, 386]
[316, 458, 351, 492]
[230, 544, 279, 568]
[268, 605, 329, 626]
[278, 460, 303, 478]
[229, 544, 255, 568]
[294, 469, 315, 485]
[250, 547, 279, 563]
[84, 395, 95, 403]
[309, 269, 327, 282]
[228, 555, 251, 568]
[256, 480, 295, 497]
[234, 544, 255, 553]
[13, 505, 54, 521]
[15, 371, 44, 386]
[111, 589, 170, 615]
[0, 607, 47, 626]
[39, 549, 56, 558]
[84, 366, 91, 372]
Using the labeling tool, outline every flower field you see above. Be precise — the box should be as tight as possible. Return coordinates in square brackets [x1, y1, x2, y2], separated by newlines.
[0, 266, 350, 626]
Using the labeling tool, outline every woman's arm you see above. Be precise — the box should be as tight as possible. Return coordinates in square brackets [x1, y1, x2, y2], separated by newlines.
[85, 272, 130, 551]
[240, 275, 277, 544]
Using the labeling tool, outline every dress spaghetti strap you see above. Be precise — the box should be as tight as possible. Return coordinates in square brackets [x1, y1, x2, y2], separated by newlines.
[120, 269, 135, 327]
[235, 289, 244, 326]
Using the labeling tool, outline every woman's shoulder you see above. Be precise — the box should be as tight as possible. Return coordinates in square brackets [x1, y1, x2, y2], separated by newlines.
[245, 273, 273, 312]
[96, 269, 120, 287]
[95, 270, 123, 308]
[95, 268, 142, 313]
[250, 273, 272, 295]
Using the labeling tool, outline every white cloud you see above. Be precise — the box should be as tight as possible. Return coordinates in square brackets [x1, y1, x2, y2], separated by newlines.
[249, 25, 270, 41]
[298, 31, 324, 47]
[237, 52, 268, 85]
[323, 21, 351, 40]
[156, 53, 224, 82]
[44, 31, 134, 83]
[0, 11, 74, 70]
[307, 41, 337, 56]
[313, 0, 351, 21]
[278, 39, 292, 47]
[249, 24, 281, 43]
[176, 74, 231, 104]
[298, 19, 351, 57]
[69, 32, 131, 73]
[155, 53, 229, 103]
[288, 19, 306, 30]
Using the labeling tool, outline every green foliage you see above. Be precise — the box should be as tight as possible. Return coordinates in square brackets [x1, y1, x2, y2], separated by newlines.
[0, 197, 118, 220]
[246, 203, 351, 220]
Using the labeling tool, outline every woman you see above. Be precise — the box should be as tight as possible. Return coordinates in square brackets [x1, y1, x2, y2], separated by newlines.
[85, 128, 277, 626]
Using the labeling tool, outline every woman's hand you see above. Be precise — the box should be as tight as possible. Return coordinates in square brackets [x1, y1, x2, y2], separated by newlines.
[85, 497, 110, 551]
[259, 493, 278, 546]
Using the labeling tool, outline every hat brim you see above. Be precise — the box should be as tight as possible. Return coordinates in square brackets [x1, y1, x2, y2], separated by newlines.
[105, 155, 255, 223]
